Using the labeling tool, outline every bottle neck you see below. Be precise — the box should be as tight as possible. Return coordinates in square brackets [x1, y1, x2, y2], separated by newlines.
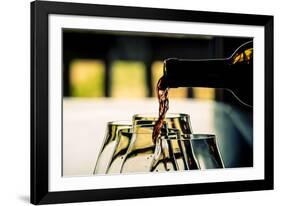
[163, 57, 253, 107]
[163, 58, 229, 89]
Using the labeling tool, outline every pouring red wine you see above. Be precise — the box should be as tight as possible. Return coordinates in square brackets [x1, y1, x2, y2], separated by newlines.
[152, 41, 253, 144]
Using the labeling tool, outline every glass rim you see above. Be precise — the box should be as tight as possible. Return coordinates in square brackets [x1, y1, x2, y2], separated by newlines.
[107, 120, 132, 126]
[121, 128, 179, 135]
[181, 134, 216, 139]
[133, 113, 190, 119]
[161, 134, 216, 141]
[133, 121, 166, 126]
[133, 120, 166, 126]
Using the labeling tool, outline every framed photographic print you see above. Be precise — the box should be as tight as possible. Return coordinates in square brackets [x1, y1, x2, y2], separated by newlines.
[31, 0, 274, 204]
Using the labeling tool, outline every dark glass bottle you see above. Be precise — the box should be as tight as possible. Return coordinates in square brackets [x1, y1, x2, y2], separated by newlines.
[163, 41, 253, 107]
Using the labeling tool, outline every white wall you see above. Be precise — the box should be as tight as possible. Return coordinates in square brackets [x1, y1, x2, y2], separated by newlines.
[0, 0, 279, 205]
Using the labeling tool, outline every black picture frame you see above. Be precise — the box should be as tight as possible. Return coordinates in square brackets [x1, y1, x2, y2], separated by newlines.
[31, 0, 274, 204]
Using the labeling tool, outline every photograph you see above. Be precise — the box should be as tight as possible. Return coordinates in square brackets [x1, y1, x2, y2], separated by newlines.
[30, 1, 273, 204]
[0, 0, 278, 205]
[62, 29, 253, 177]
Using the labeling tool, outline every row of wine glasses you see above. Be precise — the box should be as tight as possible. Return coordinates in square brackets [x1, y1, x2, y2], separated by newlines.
[93, 113, 224, 175]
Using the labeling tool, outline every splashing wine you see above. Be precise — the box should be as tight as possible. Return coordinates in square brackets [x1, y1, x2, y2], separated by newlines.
[151, 73, 171, 172]
[152, 76, 169, 143]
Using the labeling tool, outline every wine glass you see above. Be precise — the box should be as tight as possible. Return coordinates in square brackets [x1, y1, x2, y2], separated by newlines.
[162, 133, 199, 170]
[150, 130, 181, 172]
[185, 134, 224, 169]
[133, 113, 193, 135]
[106, 130, 133, 174]
[120, 123, 179, 174]
[132, 113, 197, 170]
[103, 115, 192, 174]
[107, 119, 183, 174]
[93, 121, 131, 174]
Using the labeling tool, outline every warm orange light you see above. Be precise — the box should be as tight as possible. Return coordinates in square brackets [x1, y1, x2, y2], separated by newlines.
[232, 48, 253, 64]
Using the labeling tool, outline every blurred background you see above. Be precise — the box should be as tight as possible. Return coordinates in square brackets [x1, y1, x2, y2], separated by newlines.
[63, 29, 253, 176]
[63, 29, 251, 102]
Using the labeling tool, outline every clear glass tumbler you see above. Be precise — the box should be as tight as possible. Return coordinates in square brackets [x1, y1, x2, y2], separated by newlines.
[107, 119, 182, 174]
[120, 123, 179, 174]
[132, 113, 198, 170]
[133, 113, 193, 135]
[93, 121, 131, 174]
[150, 130, 181, 172]
[186, 134, 225, 169]
[106, 130, 133, 174]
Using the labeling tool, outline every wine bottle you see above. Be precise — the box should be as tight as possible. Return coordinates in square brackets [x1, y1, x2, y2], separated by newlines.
[162, 41, 253, 107]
